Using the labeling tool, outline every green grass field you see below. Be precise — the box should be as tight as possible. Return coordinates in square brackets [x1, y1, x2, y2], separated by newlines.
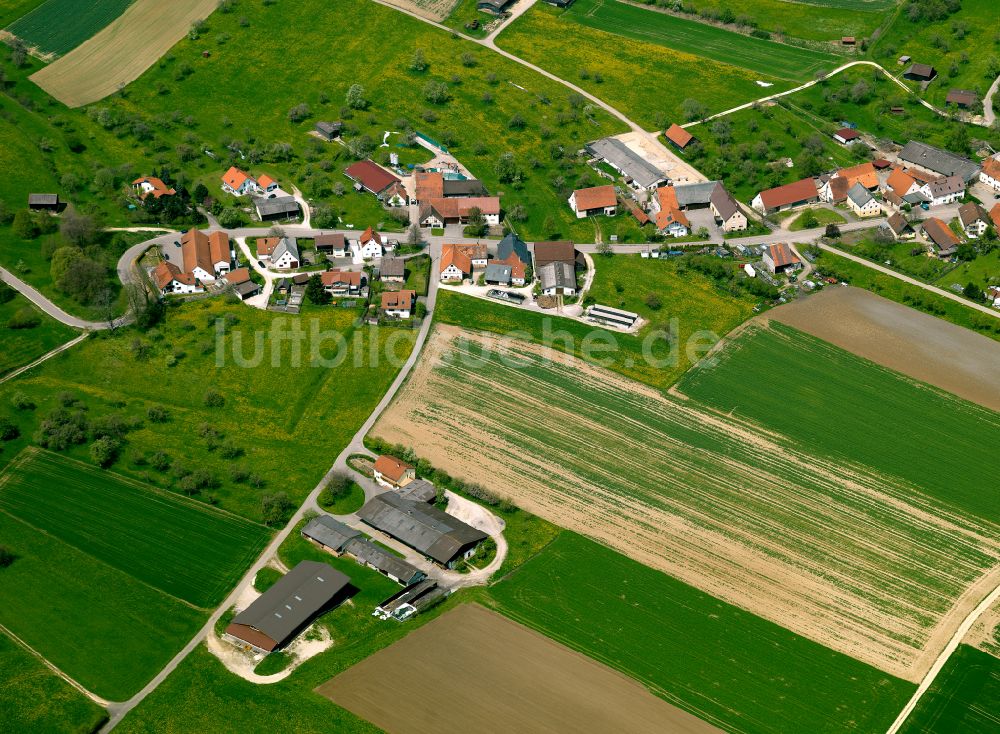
[935, 249, 1000, 294]
[0, 293, 78, 377]
[789, 207, 846, 230]
[560, 0, 839, 80]
[6, 0, 135, 56]
[488, 532, 914, 734]
[0, 631, 107, 733]
[678, 321, 1000, 522]
[0, 0, 46, 27]
[900, 645, 1000, 733]
[0, 509, 205, 700]
[0, 448, 270, 607]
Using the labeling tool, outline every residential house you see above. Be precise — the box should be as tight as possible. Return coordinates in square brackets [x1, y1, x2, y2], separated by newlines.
[979, 157, 1000, 191]
[568, 185, 617, 218]
[256, 237, 279, 260]
[538, 261, 577, 296]
[880, 212, 915, 241]
[654, 186, 690, 237]
[439, 244, 472, 281]
[28, 193, 59, 211]
[903, 63, 937, 82]
[257, 174, 279, 194]
[181, 228, 231, 281]
[132, 176, 175, 200]
[945, 89, 979, 109]
[270, 238, 300, 269]
[533, 240, 581, 271]
[357, 227, 384, 259]
[987, 286, 1000, 308]
[920, 217, 960, 258]
[898, 140, 980, 184]
[381, 289, 416, 319]
[379, 256, 405, 282]
[820, 175, 851, 204]
[419, 197, 501, 227]
[884, 167, 922, 200]
[314, 121, 343, 141]
[495, 232, 530, 285]
[373, 455, 415, 488]
[254, 196, 300, 221]
[383, 182, 409, 208]
[344, 160, 400, 197]
[751, 178, 819, 214]
[223, 561, 350, 654]
[453, 243, 487, 268]
[315, 233, 348, 257]
[958, 202, 990, 238]
[710, 184, 748, 232]
[153, 261, 201, 295]
[357, 492, 487, 568]
[833, 128, 861, 145]
[221, 166, 258, 196]
[585, 137, 668, 191]
[920, 175, 964, 206]
[762, 243, 802, 274]
[664, 123, 695, 150]
[836, 161, 879, 191]
[847, 183, 881, 217]
[320, 269, 366, 297]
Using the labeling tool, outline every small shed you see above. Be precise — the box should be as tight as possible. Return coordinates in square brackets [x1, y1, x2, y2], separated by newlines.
[903, 63, 937, 82]
[315, 121, 343, 141]
[841, 36, 855, 46]
[28, 193, 59, 211]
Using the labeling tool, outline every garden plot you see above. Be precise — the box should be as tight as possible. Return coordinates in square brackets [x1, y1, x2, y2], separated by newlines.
[372, 325, 1000, 681]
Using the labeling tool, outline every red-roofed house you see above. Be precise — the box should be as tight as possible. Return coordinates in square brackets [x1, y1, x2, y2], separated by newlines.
[833, 128, 860, 145]
[762, 243, 802, 274]
[568, 185, 617, 218]
[654, 186, 690, 237]
[990, 202, 1000, 231]
[884, 167, 921, 198]
[180, 228, 231, 281]
[664, 124, 694, 149]
[320, 269, 367, 296]
[357, 227, 384, 259]
[920, 217, 960, 257]
[221, 166, 258, 196]
[257, 174, 278, 193]
[373, 455, 415, 488]
[419, 197, 501, 227]
[980, 157, 1000, 191]
[344, 160, 400, 197]
[132, 176, 176, 200]
[153, 261, 201, 294]
[380, 289, 416, 319]
[751, 178, 819, 214]
[440, 244, 472, 281]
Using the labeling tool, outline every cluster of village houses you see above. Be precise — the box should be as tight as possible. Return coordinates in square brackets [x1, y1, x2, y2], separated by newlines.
[223, 454, 487, 655]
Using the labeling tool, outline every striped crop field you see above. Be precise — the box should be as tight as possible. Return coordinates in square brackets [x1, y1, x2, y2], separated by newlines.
[0, 448, 270, 608]
[372, 324, 1000, 682]
[6, 0, 135, 56]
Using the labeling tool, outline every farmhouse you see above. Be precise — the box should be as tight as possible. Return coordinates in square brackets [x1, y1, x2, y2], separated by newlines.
[884, 167, 922, 199]
[898, 141, 980, 183]
[270, 238, 300, 270]
[979, 157, 1000, 191]
[847, 183, 881, 217]
[920, 217, 960, 257]
[568, 185, 617, 218]
[181, 228, 231, 281]
[654, 187, 690, 237]
[903, 63, 937, 82]
[320, 269, 366, 297]
[381, 289, 416, 319]
[945, 89, 978, 109]
[533, 240, 581, 271]
[419, 197, 501, 227]
[344, 160, 400, 197]
[762, 243, 802, 274]
[374, 455, 415, 488]
[664, 124, 695, 150]
[880, 213, 915, 241]
[132, 176, 175, 200]
[153, 261, 200, 295]
[958, 202, 990, 238]
[495, 232, 530, 284]
[315, 121, 343, 141]
[254, 196, 300, 222]
[356, 492, 487, 568]
[920, 175, 964, 206]
[379, 256, 405, 282]
[538, 261, 577, 296]
[221, 167, 257, 196]
[836, 162, 878, 190]
[819, 176, 851, 204]
[833, 128, 860, 145]
[440, 244, 472, 282]
[28, 193, 59, 211]
[710, 184, 748, 232]
[585, 137, 668, 191]
[224, 561, 350, 654]
[751, 178, 819, 214]
[414, 172, 488, 203]
[315, 233, 348, 257]
[302, 515, 362, 554]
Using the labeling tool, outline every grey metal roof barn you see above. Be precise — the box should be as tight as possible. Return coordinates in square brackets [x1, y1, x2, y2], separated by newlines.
[225, 561, 350, 652]
[442, 179, 488, 197]
[357, 492, 487, 566]
[538, 261, 576, 292]
[343, 538, 425, 585]
[585, 137, 668, 190]
[399, 479, 437, 503]
[673, 181, 720, 208]
[302, 515, 362, 553]
[28, 193, 59, 207]
[254, 196, 301, 220]
[898, 141, 980, 183]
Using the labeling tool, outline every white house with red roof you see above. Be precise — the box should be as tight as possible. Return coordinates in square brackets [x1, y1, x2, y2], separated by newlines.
[221, 167, 258, 196]
[373, 455, 415, 488]
[132, 176, 176, 200]
[980, 157, 1000, 191]
[257, 173, 279, 194]
[153, 261, 201, 294]
[355, 227, 384, 260]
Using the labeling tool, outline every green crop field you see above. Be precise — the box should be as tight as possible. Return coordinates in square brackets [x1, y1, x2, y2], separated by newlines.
[558, 0, 839, 80]
[0, 631, 107, 733]
[677, 0, 890, 43]
[0, 293, 78, 377]
[0, 509, 205, 700]
[900, 645, 1000, 733]
[0, 0, 47, 27]
[6, 0, 135, 56]
[0, 449, 270, 607]
[680, 321, 1000, 522]
[488, 532, 914, 734]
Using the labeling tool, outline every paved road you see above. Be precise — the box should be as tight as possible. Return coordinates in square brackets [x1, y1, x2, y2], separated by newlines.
[984, 74, 1000, 127]
[0, 266, 116, 330]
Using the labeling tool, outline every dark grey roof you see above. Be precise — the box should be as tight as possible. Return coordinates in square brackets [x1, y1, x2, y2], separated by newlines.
[847, 182, 874, 207]
[905, 63, 936, 79]
[710, 183, 740, 220]
[255, 196, 300, 218]
[442, 179, 488, 197]
[302, 515, 361, 552]
[398, 479, 437, 503]
[496, 232, 530, 266]
[898, 141, 980, 183]
[233, 280, 261, 297]
[28, 193, 58, 205]
[673, 181, 719, 208]
[585, 137, 668, 189]
[271, 237, 300, 263]
[538, 261, 576, 291]
[344, 537, 423, 584]
[315, 121, 342, 135]
[884, 212, 912, 235]
[484, 263, 512, 284]
[925, 175, 965, 198]
[379, 256, 405, 278]
[357, 492, 487, 565]
[232, 561, 349, 647]
[903, 191, 929, 204]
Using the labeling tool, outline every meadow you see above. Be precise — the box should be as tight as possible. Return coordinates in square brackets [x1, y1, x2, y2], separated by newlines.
[0, 508, 205, 700]
[373, 325, 1000, 679]
[0, 631, 107, 733]
[0, 0, 46, 27]
[495, 4, 783, 130]
[0, 448, 270, 607]
[900, 645, 1000, 733]
[5, 0, 134, 56]
[0, 298, 415, 522]
[0, 292, 78, 377]
[488, 532, 915, 734]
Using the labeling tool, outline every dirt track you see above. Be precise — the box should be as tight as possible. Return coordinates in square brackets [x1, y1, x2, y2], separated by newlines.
[318, 603, 723, 734]
[770, 287, 1000, 412]
[30, 0, 219, 107]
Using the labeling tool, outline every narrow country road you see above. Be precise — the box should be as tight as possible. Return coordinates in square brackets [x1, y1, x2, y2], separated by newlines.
[0, 266, 118, 330]
[0, 333, 88, 387]
[983, 74, 1000, 127]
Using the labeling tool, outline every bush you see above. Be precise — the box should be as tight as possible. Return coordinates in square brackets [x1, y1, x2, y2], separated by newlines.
[261, 491, 294, 525]
[90, 436, 120, 467]
[0, 417, 20, 441]
[0, 545, 15, 568]
[318, 472, 350, 507]
[34, 408, 88, 450]
[11, 393, 35, 411]
[151, 451, 171, 471]
[203, 390, 225, 408]
[7, 307, 40, 329]
[146, 405, 169, 422]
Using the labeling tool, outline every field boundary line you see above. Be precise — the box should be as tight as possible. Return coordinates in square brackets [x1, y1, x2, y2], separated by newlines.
[0, 622, 114, 707]
[488, 530, 565, 586]
[0, 332, 88, 386]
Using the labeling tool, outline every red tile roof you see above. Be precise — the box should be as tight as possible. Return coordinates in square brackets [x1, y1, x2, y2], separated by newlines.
[224, 267, 252, 285]
[440, 244, 472, 276]
[320, 269, 364, 287]
[381, 289, 416, 311]
[256, 237, 279, 257]
[837, 161, 878, 190]
[765, 243, 800, 269]
[571, 185, 616, 212]
[374, 455, 413, 483]
[664, 124, 694, 148]
[257, 173, 276, 189]
[222, 166, 253, 191]
[132, 176, 176, 199]
[886, 168, 917, 197]
[360, 226, 382, 245]
[921, 217, 960, 249]
[756, 178, 818, 210]
[990, 203, 1000, 230]
[414, 171, 444, 201]
[981, 157, 1000, 180]
[344, 160, 399, 194]
[835, 128, 860, 141]
[153, 261, 194, 289]
[655, 186, 689, 230]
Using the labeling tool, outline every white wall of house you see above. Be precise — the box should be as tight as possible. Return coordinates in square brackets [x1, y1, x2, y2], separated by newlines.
[359, 241, 383, 259]
[723, 212, 748, 231]
[421, 212, 444, 227]
[920, 184, 963, 206]
[980, 170, 1000, 191]
[965, 220, 988, 238]
[272, 252, 298, 269]
[542, 284, 577, 296]
[384, 307, 412, 318]
[440, 264, 466, 281]
[191, 266, 215, 282]
[850, 198, 882, 217]
[663, 222, 689, 237]
[163, 280, 202, 295]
